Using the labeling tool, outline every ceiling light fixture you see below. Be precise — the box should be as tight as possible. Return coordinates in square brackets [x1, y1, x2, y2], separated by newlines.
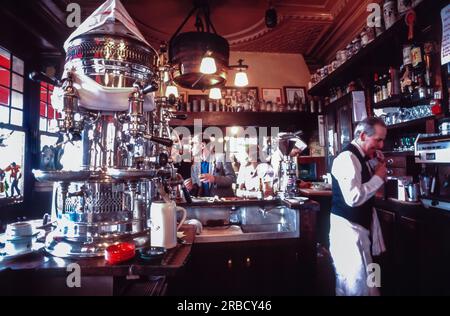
[230, 59, 249, 87]
[200, 51, 217, 74]
[209, 87, 222, 99]
[169, 0, 249, 91]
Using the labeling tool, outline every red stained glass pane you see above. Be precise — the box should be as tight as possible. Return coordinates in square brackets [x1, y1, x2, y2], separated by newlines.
[40, 89, 47, 102]
[47, 105, 55, 119]
[0, 67, 10, 87]
[0, 86, 9, 105]
[40, 101, 46, 117]
[48, 84, 54, 91]
[0, 48, 10, 69]
[40, 82, 47, 89]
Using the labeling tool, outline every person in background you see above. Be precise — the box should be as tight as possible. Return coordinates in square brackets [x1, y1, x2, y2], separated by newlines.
[329, 117, 387, 296]
[270, 136, 308, 191]
[237, 150, 274, 197]
[184, 134, 236, 197]
[4, 162, 22, 197]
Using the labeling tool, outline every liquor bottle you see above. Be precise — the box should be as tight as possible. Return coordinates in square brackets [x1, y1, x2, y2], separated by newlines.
[382, 74, 389, 100]
[373, 73, 380, 103]
[423, 42, 435, 96]
[386, 72, 392, 97]
[411, 41, 425, 99]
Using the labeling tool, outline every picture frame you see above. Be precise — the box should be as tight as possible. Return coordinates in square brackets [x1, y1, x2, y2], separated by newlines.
[261, 88, 282, 103]
[220, 86, 259, 111]
[283, 86, 306, 105]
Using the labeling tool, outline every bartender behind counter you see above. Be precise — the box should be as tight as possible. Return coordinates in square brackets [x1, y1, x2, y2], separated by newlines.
[184, 133, 236, 197]
[270, 134, 309, 190]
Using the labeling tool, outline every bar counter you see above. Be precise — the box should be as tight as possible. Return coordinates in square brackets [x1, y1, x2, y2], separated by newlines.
[0, 198, 320, 295]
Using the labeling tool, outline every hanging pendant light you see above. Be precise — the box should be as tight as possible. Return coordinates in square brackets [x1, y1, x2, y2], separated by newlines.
[209, 87, 222, 99]
[200, 53, 217, 74]
[230, 59, 249, 87]
[234, 71, 248, 87]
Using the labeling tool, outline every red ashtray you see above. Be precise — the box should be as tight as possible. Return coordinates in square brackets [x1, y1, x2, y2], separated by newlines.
[105, 242, 136, 264]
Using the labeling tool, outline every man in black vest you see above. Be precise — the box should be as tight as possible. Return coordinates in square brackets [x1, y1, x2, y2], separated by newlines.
[329, 117, 387, 296]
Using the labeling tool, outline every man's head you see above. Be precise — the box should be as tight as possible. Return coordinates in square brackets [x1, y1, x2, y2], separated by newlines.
[191, 133, 211, 159]
[354, 117, 387, 158]
[11, 162, 16, 167]
[289, 138, 307, 157]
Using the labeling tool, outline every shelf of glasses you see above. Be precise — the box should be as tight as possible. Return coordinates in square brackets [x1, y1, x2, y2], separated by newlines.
[386, 116, 435, 130]
[373, 95, 433, 109]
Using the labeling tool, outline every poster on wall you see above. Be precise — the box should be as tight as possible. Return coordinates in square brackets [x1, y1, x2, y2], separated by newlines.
[441, 4, 450, 65]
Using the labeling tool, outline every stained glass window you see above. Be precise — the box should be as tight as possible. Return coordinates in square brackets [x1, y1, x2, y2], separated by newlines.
[0, 128, 25, 204]
[0, 46, 24, 127]
[39, 82, 60, 132]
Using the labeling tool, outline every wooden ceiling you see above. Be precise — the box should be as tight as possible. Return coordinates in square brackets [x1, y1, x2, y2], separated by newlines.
[2, 0, 374, 69]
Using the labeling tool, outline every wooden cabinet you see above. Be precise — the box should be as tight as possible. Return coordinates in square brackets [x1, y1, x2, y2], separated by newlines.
[375, 204, 450, 295]
[169, 239, 305, 295]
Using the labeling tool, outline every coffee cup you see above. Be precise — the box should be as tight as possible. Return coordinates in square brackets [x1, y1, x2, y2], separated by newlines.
[439, 122, 450, 135]
[3, 222, 33, 255]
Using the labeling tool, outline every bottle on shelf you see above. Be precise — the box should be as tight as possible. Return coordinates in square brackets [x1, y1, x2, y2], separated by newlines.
[373, 73, 380, 103]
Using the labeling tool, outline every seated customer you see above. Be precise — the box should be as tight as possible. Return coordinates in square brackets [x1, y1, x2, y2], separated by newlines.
[184, 134, 236, 197]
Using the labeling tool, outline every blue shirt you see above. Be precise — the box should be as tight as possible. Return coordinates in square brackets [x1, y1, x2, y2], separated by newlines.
[200, 161, 211, 196]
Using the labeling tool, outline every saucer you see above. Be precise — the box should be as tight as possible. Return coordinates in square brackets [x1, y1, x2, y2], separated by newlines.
[0, 240, 44, 261]
[0, 231, 45, 262]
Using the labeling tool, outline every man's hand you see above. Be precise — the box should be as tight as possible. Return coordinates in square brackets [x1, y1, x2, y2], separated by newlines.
[184, 178, 193, 191]
[375, 162, 387, 180]
[199, 173, 215, 183]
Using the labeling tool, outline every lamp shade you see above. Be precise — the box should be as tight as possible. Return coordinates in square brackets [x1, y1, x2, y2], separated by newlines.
[234, 71, 248, 87]
[209, 88, 222, 99]
[165, 84, 179, 98]
[200, 56, 217, 74]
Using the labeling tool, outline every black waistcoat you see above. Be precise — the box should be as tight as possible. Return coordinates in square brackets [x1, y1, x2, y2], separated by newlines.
[331, 143, 374, 229]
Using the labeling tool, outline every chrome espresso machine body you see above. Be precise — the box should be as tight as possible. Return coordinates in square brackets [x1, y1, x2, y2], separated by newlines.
[32, 14, 179, 258]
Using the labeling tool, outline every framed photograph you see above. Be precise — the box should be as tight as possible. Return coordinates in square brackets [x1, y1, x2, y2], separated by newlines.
[283, 86, 306, 105]
[261, 88, 282, 103]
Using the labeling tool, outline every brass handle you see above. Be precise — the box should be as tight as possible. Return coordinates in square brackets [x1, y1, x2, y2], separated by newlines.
[245, 257, 251, 268]
[387, 158, 394, 165]
[227, 259, 233, 269]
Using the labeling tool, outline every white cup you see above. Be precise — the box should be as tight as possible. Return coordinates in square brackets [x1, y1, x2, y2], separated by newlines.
[439, 122, 450, 135]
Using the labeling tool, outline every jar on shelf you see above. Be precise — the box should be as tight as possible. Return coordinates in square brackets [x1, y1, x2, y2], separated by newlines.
[383, 0, 398, 30]
[345, 43, 354, 59]
[352, 36, 362, 54]
[336, 50, 347, 64]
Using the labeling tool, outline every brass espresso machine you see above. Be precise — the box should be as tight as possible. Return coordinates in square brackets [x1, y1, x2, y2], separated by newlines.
[31, 6, 185, 258]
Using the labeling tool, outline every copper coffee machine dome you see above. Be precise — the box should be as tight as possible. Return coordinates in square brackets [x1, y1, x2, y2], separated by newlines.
[168, 0, 230, 90]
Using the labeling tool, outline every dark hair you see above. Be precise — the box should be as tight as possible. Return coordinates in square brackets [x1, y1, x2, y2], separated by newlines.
[193, 133, 211, 145]
[354, 117, 386, 139]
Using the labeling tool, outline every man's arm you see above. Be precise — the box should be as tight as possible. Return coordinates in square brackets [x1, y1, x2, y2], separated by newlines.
[331, 151, 384, 207]
[214, 161, 236, 187]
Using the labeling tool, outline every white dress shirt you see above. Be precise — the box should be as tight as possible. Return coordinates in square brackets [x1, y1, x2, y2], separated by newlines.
[331, 140, 384, 207]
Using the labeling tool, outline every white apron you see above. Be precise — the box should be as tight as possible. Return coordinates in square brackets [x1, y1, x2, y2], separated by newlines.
[329, 209, 386, 296]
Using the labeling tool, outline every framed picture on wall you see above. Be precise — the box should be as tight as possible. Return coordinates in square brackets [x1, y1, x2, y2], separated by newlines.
[261, 88, 282, 103]
[283, 86, 306, 105]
